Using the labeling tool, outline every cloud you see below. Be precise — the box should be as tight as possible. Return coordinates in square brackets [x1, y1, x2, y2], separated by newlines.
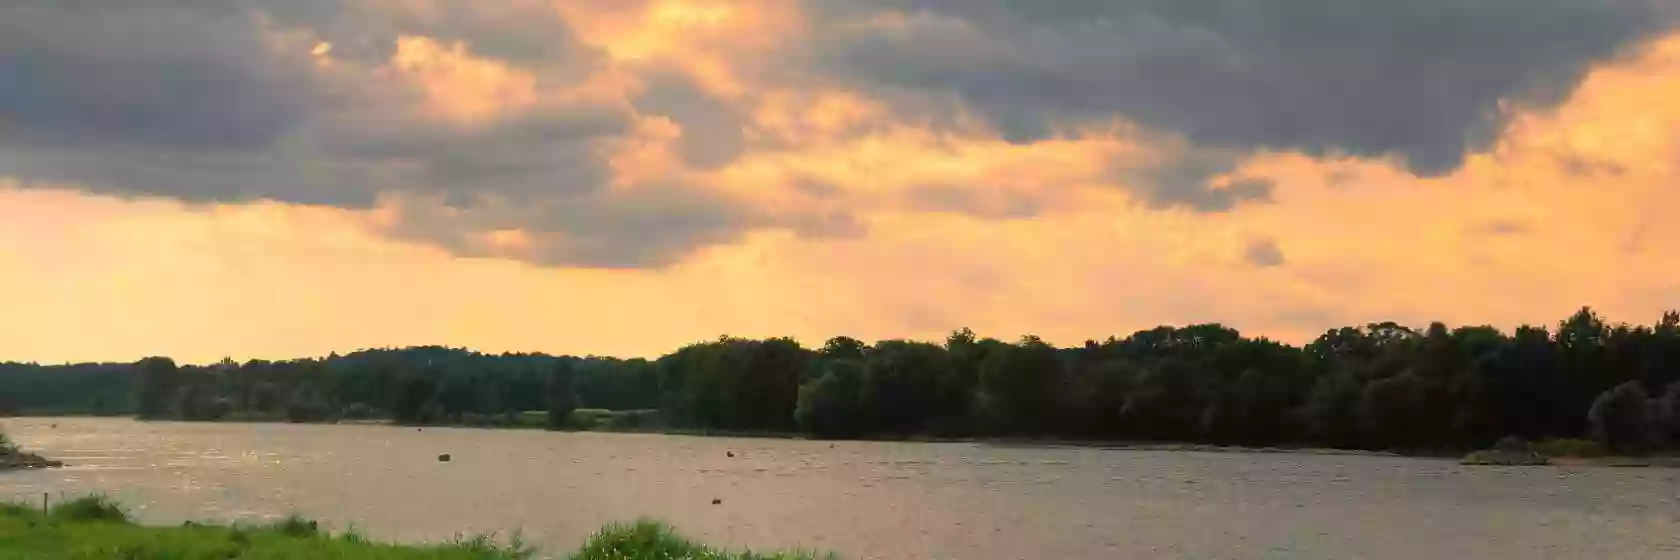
[4, 0, 1679, 273]
[0, 0, 779, 268]
[630, 70, 749, 169]
[1114, 146, 1276, 211]
[903, 184, 1044, 219]
[0, 2, 313, 151]
[810, 0, 1680, 175]
[1471, 220, 1531, 237]
[1243, 237, 1286, 268]
[377, 181, 756, 268]
[6, 28, 1680, 363]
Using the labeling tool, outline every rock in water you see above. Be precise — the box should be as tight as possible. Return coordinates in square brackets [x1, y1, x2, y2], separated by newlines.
[437, 453, 451, 462]
[726, 451, 735, 458]
[711, 498, 722, 505]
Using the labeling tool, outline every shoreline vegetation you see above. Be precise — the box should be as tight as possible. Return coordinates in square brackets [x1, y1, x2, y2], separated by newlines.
[0, 495, 831, 560]
[0, 430, 61, 471]
[7, 306, 1680, 463]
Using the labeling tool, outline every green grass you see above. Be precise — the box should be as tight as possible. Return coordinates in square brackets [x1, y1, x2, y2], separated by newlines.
[573, 520, 833, 560]
[0, 497, 832, 559]
[1533, 438, 1609, 458]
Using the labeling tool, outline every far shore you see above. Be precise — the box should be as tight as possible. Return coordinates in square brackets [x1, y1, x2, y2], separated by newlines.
[8, 413, 1678, 469]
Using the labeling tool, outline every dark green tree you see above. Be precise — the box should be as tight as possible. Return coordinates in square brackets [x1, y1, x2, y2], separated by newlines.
[547, 361, 580, 430]
[1589, 381, 1651, 454]
[795, 360, 866, 439]
[133, 357, 179, 419]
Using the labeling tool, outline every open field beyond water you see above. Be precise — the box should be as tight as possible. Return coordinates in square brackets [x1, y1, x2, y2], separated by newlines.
[3, 417, 1678, 559]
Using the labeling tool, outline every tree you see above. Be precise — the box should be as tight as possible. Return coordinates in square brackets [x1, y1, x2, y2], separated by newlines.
[1121, 358, 1203, 441]
[27, 304, 1680, 456]
[547, 361, 580, 430]
[1061, 359, 1135, 438]
[737, 337, 810, 431]
[1202, 368, 1294, 445]
[978, 335, 1063, 433]
[1359, 374, 1433, 450]
[1303, 370, 1364, 448]
[859, 340, 950, 433]
[133, 357, 179, 419]
[795, 360, 866, 438]
[285, 384, 332, 423]
[1652, 381, 1680, 448]
[392, 374, 438, 424]
[820, 337, 869, 361]
[1588, 381, 1651, 454]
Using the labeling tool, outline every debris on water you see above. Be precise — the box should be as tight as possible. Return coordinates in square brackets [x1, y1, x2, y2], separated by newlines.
[711, 498, 722, 505]
[726, 451, 735, 458]
[437, 453, 451, 462]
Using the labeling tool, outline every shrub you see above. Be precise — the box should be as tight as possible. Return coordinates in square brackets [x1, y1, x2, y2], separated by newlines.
[0, 502, 36, 519]
[1491, 436, 1533, 453]
[574, 520, 833, 560]
[568, 409, 616, 430]
[340, 402, 380, 420]
[794, 363, 866, 439]
[1589, 381, 1651, 454]
[50, 495, 129, 523]
[1460, 436, 1548, 466]
[270, 514, 319, 538]
[1533, 438, 1609, 458]
[517, 410, 547, 428]
[607, 410, 663, 431]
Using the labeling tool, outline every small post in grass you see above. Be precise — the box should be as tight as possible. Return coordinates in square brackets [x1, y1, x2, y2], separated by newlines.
[41, 492, 48, 516]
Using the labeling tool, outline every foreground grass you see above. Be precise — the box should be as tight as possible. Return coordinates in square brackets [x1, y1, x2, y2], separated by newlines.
[572, 521, 834, 560]
[0, 496, 831, 560]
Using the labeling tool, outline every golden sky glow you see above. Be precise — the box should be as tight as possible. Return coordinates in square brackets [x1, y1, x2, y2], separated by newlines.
[2, 1, 1678, 364]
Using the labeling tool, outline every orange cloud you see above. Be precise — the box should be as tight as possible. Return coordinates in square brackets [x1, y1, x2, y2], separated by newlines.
[388, 36, 541, 123]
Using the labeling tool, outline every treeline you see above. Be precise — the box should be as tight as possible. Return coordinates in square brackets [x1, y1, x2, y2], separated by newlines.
[0, 363, 130, 416]
[122, 347, 661, 426]
[5, 306, 1680, 453]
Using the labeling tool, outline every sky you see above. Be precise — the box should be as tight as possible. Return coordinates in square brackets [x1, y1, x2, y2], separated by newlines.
[2, 0, 1680, 364]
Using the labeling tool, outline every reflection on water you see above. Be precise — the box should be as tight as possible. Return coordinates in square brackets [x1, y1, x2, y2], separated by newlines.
[3, 417, 1679, 559]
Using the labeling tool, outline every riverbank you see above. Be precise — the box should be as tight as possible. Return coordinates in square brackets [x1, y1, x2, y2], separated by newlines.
[0, 496, 831, 559]
[13, 413, 1675, 468]
[0, 431, 62, 471]
[0, 448, 62, 470]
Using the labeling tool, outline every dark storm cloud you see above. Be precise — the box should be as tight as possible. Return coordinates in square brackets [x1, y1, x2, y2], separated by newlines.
[812, 0, 1680, 175]
[0, 0, 771, 268]
[0, 2, 312, 151]
[317, 103, 632, 200]
[531, 186, 757, 269]
[1115, 149, 1276, 212]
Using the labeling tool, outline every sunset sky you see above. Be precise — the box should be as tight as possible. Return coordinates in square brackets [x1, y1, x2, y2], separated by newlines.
[3, 0, 1679, 365]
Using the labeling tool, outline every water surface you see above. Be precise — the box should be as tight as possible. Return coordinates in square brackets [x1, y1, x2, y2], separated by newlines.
[3, 418, 1678, 559]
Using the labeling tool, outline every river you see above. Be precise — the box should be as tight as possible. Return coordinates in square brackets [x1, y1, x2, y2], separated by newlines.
[2, 417, 1677, 559]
